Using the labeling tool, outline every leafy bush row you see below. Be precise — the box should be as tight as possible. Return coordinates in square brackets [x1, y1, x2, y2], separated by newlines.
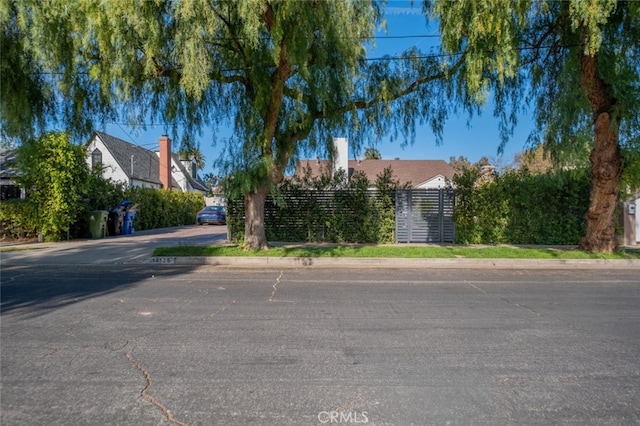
[1, 182, 204, 241]
[0, 199, 39, 240]
[124, 187, 204, 231]
[229, 166, 592, 246]
[0, 132, 204, 241]
[228, 167, 401, 244]
[453, 168, 591, 245]
[1, 181, 204, 241]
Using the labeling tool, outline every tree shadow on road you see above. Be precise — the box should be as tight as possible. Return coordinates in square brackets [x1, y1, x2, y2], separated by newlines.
[0, 264, 194, 318]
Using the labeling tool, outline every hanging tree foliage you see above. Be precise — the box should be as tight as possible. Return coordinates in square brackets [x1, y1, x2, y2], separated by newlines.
[424, 0, 640, 253]
[1, 0, 467, 250]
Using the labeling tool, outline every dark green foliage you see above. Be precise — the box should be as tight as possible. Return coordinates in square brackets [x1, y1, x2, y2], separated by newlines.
[123, 187, 204, 231]
[0, 199, 39, 240]
[1, 167, 204, 239]
[82, 171, 126, 212]
[228, 167, 403, 244]
[453, 168, 591, 245]
[373, 167, 407, 244]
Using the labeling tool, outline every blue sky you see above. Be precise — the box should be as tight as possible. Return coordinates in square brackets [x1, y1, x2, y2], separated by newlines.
[104, 1, 535, 173]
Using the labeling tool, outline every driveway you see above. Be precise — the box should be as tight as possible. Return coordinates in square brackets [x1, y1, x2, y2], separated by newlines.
[0, 225, 229, 266]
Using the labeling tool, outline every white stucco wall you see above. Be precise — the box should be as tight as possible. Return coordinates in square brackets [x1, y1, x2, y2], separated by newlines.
[86, 136, 129, 186]
[416, 175, 449, 189]
[130, 179, 161, 189]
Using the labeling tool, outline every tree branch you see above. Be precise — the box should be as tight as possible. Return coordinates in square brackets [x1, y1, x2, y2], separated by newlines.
[316, 54, 466, 119]
[151, 57, 182, 80]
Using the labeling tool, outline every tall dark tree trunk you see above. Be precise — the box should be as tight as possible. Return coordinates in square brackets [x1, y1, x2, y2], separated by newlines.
[579, 54, 622, 253]
[244, 186, 270, 250]
[240, 18, 291, 251]
[580, 112, 622, 252]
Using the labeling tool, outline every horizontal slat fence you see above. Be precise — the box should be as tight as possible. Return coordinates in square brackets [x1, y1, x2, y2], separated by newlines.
[228, 188, 455, 244]
[228, 189, 394, 243]
[395, 189, 455, 243]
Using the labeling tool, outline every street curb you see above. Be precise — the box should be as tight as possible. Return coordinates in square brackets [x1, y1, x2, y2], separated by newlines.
[147, 256, 640, 270]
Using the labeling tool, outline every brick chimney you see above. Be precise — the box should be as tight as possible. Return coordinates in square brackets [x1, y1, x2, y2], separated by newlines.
[159, 135, 172, 190]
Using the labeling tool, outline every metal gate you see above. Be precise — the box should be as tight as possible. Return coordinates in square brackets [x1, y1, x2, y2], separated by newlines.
[395, 189, 455, 243]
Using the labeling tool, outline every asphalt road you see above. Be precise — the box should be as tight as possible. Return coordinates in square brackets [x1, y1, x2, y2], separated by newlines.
[2, 262, 639, 425]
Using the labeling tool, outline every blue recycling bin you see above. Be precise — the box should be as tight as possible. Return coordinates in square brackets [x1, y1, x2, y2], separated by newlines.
[108, 201, 134, 236]
[123, 209, 137, 235]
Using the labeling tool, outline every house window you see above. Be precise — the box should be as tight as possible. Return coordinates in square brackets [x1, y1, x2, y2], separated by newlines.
[91, 148, 102, 170]
[191, 159, 197, 179]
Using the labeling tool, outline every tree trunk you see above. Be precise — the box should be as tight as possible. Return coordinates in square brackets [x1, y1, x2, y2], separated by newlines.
[578, 53, 622, 253]
[244, 187, 270, 250]
[580, 112, 622, 253]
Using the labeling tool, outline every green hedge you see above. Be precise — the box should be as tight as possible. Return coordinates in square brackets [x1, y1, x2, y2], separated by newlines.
[227, 167, 400, 244]
[1, 182, 205, 240]
[123, 187, 204, 231]
[229, 165, 588, 246]
[0, 199, 40, 240]
[228, 189, 395, 244]
[453, 168, 591, 245]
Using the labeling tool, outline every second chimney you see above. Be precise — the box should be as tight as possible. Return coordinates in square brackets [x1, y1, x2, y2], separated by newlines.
[159, 135, 172, 190]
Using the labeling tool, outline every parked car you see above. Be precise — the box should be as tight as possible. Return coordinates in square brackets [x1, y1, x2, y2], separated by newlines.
[196, 205, 226, 225]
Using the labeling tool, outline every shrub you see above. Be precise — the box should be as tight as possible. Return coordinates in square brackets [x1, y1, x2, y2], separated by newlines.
[122, 187, 204, 231]
[452, 168, 591, 245]
[227, 166, 404, 244]
[0, 199, 39, 240]
[14, 132, 90, 241]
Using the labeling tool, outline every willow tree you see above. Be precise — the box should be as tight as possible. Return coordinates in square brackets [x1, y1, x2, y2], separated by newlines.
[425, 0, 640, 253]
[2, 1, 463, 250]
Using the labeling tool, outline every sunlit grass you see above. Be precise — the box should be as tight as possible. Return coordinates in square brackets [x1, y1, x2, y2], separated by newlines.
[152, 244, 640, 260]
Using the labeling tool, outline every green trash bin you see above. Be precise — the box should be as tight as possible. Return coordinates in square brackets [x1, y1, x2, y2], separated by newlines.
[88, 210, 108, 239]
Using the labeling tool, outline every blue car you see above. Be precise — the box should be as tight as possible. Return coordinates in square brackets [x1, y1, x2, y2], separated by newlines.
[196, 205, 226, 225]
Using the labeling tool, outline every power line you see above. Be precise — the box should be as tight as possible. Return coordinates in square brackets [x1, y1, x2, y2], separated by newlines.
[374, 34, 440, 39]
[115, 123, 137, 145]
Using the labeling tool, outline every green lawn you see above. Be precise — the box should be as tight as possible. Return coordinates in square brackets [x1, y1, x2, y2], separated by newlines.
[152, 244, 640, 260]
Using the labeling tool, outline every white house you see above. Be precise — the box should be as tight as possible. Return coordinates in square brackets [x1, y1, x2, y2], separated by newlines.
[86, 131, 207, 194]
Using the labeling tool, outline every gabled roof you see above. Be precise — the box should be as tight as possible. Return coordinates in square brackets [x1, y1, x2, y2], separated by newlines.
[0, 149, 19, 180]
[93, 131, 179, 188]
[171, 154, 208, 192]
[295, 159, 455, 188]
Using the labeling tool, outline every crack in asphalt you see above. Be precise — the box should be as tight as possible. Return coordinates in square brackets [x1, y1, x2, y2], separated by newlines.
[467, 281, 585, 333]
[467, 282, 542, 317]
[125, 352, 187, 426]
[210, 299, 236, 317]
[120, 299, 236, 425]
[268, 271, 284, 302]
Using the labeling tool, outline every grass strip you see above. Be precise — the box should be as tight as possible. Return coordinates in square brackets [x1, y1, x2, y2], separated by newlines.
[152, 245, 640, 260]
